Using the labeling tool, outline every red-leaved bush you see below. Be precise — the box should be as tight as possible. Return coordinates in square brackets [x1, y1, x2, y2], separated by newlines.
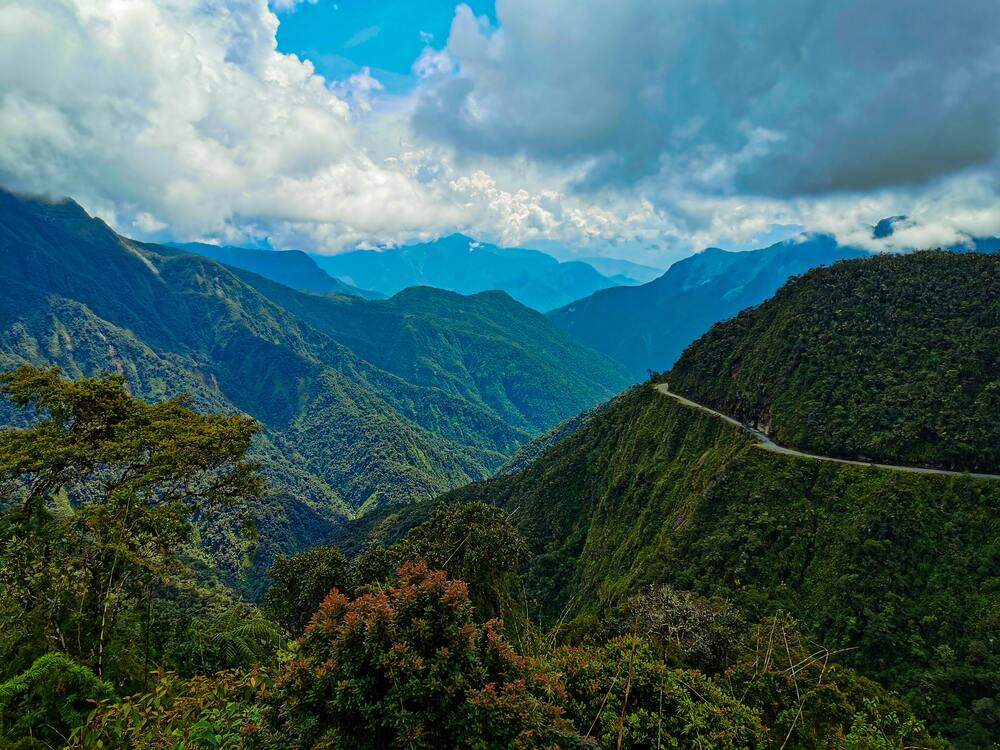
[263, 561, 584, 749]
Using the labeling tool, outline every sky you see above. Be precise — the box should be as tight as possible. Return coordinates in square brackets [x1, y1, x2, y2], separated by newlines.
[0, 0, 998, 266]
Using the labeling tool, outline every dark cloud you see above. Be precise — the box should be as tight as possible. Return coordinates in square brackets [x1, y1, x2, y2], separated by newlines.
[413, 0, 1000, 197]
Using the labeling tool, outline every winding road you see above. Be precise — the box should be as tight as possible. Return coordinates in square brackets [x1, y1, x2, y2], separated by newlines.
[654, 383, 1000, 481]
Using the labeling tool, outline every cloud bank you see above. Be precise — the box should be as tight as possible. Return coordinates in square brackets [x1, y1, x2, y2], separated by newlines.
[0, 0, 469, 249]
[415, 0, 1000, 197]
[0, 0, 997, 261]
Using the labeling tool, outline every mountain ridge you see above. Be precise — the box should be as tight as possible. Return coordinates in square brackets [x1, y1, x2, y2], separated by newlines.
[548, 234, 869, 378]
[310, 233, 628, 312]
[169, 241, 381, 299]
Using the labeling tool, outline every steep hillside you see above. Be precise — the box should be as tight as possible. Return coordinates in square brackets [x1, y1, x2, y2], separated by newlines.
[170, 241, 380, 298]
[549, 235, 868, 378]
[0, 189, 629, 584]
[413, 256, 1000, 745]
[669, 251, 1000, 472]
[438, 383, 999, 746]
[311, 233, 625, 311]
[229, 275, 629, 435]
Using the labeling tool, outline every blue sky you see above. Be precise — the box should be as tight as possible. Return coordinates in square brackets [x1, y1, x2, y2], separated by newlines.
[275, 0, 495, 94]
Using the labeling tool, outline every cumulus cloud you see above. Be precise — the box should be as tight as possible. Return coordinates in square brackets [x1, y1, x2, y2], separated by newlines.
[0, 0, 467, 249]
[414, 0, 1000, 198]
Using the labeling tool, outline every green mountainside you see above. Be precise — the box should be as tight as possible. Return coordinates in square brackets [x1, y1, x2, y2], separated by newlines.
[169, 241, 381, 298]
[669, 251, 1000, 472]
[439, 384, 999, 743]
[341, 252, 1000, 744]
[0, 189, 630, 586]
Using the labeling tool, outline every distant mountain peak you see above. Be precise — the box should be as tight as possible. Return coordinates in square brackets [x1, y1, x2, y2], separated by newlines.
[312, 233, 627, 312]
[873, 215, 910, 238]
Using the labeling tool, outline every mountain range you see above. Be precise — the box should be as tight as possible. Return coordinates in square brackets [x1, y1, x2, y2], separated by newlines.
[169, 242, 381, 298]
[0, 189, 630, 590]
[309, 233, 631, 312]
[548, 234, 870, 379]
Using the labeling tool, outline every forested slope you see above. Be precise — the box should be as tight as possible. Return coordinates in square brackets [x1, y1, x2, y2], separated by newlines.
[422, 254, 1000, 744]
[669, 251, 1000, 472]
[548, 235, 868, 378]
[0, 189, 629, 588]
[170, 241, 379, 298]
[441, 383, 999, 745]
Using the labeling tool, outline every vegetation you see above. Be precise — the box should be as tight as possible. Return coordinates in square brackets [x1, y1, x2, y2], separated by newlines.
[0, 188, 628, 591]
[171, 241, 377, 298]
[263, 561, 580, 749]
[0, 366, 263, 683]
[0, 368, 943, 747]
[0, 367, 277, 747]
[669, 251, 1000, 471]
[3, 194, 997, 746]
[0, 654, 112, 749]
[436, 382, 1000, 744]
[264, 546, 348, 633]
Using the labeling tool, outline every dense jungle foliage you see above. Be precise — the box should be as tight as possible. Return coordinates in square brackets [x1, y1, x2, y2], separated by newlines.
[436, 383, 1000, 746]
[0, 367, 945, 749]
[668, 251, 1000, 472]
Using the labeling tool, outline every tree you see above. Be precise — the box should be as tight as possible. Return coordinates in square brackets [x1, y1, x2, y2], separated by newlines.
[0, 366, 262, 521]
[0, 366, 264, 683]
[263, 561, 581, 749]
[628, 584, 746, 673]
[265, 546, 348, 633]
[68, 667, 267, 750]
[0, 653, 113, 749]
[356, 502, 528, 622]
[550, 638, 765, 750]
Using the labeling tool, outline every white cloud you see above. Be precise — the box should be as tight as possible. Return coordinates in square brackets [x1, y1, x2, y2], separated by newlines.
[413, 47, 454, 79]
[132, 212, 167, 234]
[269, 0, 317, 12]
[331, 67, 384, 113]
[0, 0, 465, 250]
[416, 0, 1000, 198]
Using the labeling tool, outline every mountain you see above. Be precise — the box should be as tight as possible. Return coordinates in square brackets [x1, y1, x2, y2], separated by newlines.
[0, 189, 630, 588]
[169, 241, 380, 298]
[549, 234, 868, 379]
[577, 255, 663, 284]
[420, 251, 1000, 745]
[668, 251, 1000, 472]
[310, 234, 626, 312]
